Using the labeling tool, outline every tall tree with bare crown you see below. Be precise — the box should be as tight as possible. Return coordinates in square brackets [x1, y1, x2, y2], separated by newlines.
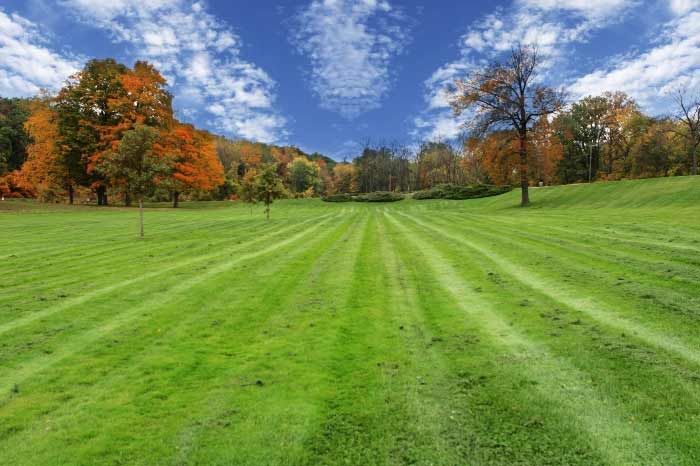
[450, 44, 565, 206]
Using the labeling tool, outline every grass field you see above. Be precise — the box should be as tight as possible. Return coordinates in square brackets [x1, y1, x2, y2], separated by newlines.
[2, 176, 700, 466]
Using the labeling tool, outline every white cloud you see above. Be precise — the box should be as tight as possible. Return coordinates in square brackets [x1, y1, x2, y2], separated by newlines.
[570, 11, 700, 112]
[519, 0, 635, 19]
[413, 0, 636, 141]
[0, 8, 81, 97]
[291, 0, 411, 118]
[413, 114, 466, 141]
[60, 0, 287, 143]
[669, 0, 698, 15]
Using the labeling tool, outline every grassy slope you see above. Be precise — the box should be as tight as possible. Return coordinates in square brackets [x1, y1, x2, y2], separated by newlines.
[1, 177, 699, 465]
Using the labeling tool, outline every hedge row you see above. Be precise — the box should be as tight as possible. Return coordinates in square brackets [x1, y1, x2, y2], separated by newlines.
[322, 191, 405, 203]
[412, 183, 512, 200]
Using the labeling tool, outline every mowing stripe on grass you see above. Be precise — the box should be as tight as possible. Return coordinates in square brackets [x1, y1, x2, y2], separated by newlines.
[398, 210, 700, 366]
[166, 214, 369, 466]
[0, 214, 341, 399]
[1, 214, 286, 283]
[0, 213, 337, 337]
[385, 211, 678, 466]
[0, 215, 364, 466]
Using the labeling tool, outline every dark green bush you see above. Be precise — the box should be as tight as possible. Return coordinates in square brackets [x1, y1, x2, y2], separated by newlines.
[413, 183, 511, 200]
[353, 191, 405, 202]
[322, 193, 353, 202]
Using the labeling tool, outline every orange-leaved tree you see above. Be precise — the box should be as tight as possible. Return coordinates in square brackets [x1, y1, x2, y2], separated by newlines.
[158, 123, 224, 207]
[98, 61, 174, 204]
[18, 98, 71, 201]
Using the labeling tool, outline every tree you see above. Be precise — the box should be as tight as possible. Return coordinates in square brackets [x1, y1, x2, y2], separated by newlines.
[0, 98, 30, 176]
[17, 98, 71, 201]
[159, 124, 224, 207]
[670, 87, 700, 176]
[415, 141, 463, 188]
[451, 44, 565, 206]
[288, 156, 320, 196]
[629, 119, 675, 178]
[570, 96, 609, 182]
[599, 92, 639, 177]
[331, 163, 357, 193]
[95, 126, 169, 238]
[480, 131, 519, 185]
[236, 169, 258, 215]
[55, 59, 129, 205]
[527, 117, 563, 185]
[255, 163, 286, 220]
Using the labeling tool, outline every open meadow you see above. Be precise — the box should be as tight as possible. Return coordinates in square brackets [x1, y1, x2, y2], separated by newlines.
[2, 176, 700, 465]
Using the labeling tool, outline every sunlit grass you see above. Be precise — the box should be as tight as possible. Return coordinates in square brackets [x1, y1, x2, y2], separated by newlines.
[1, 177, 700, 465]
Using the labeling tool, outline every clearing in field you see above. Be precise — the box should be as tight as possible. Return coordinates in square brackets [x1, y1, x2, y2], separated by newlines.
[2, 176, 700, 466]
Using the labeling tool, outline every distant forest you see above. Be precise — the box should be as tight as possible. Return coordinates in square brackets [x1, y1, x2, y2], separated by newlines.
[1, 53, 698, 205]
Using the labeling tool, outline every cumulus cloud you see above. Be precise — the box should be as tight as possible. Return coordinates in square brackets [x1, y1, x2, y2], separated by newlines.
[570, 10, 700, 112]
[413, 0, 637, 141]
[0, 8, 81, 97]
[60, 0, 287, 143]
[291, 0, 411, 118]
[669, 0, 697, 16]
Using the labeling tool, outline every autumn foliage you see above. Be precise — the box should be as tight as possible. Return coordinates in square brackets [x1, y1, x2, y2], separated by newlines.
[8, 59, 224, 206]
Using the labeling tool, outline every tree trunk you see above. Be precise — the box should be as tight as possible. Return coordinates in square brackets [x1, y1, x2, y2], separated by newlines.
[139, 198, 144, 239]
[518, 132, 529, 207]
[124, 192, 131, 207]
[68, 184, 74, 205]
[96, 186, 108, 206]
[172, 191, 179, 208]
[692, 145, 698, 176]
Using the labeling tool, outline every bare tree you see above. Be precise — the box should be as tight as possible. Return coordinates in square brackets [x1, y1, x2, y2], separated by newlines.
[450, 44, 565, 206]
[671, 87, 700, 176]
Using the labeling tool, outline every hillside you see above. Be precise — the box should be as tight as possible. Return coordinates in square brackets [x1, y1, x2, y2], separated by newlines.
[453, 176, 700, 211]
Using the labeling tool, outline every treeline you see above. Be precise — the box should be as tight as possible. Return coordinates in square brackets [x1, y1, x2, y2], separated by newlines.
[214, 138, 337, 200]
[468, 91, 700, 186]
[0, 59, 338, 205]
[2, 52, 698, 205]
[335, 90, 699, 196]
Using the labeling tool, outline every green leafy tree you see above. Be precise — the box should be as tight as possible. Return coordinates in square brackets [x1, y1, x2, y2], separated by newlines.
[255, 163, 286, 220]
[95, 126, 169, 238]
[236, 169, 258, 215]
[0, 98, 30, 175]
[288, 156, 320, 196]
[55, 59, 129, 205]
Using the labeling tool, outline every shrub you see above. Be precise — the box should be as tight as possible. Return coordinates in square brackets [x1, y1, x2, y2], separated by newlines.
[322, 193, 353, 202]
[353, 191, 405, 202]
[413, 183, 511, 200]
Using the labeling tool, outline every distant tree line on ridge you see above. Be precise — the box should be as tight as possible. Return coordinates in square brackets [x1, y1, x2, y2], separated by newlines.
[1, 46, 699, 208]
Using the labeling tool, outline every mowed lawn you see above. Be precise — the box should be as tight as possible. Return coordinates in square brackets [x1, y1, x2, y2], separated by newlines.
[2, 177, 700, 466]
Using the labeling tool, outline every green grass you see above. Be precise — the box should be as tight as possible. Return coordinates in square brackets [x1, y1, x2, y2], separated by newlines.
[1, 176, 700, 466]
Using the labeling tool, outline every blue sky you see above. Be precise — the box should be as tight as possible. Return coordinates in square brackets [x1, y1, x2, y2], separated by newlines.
[1, 0, 699, 159]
